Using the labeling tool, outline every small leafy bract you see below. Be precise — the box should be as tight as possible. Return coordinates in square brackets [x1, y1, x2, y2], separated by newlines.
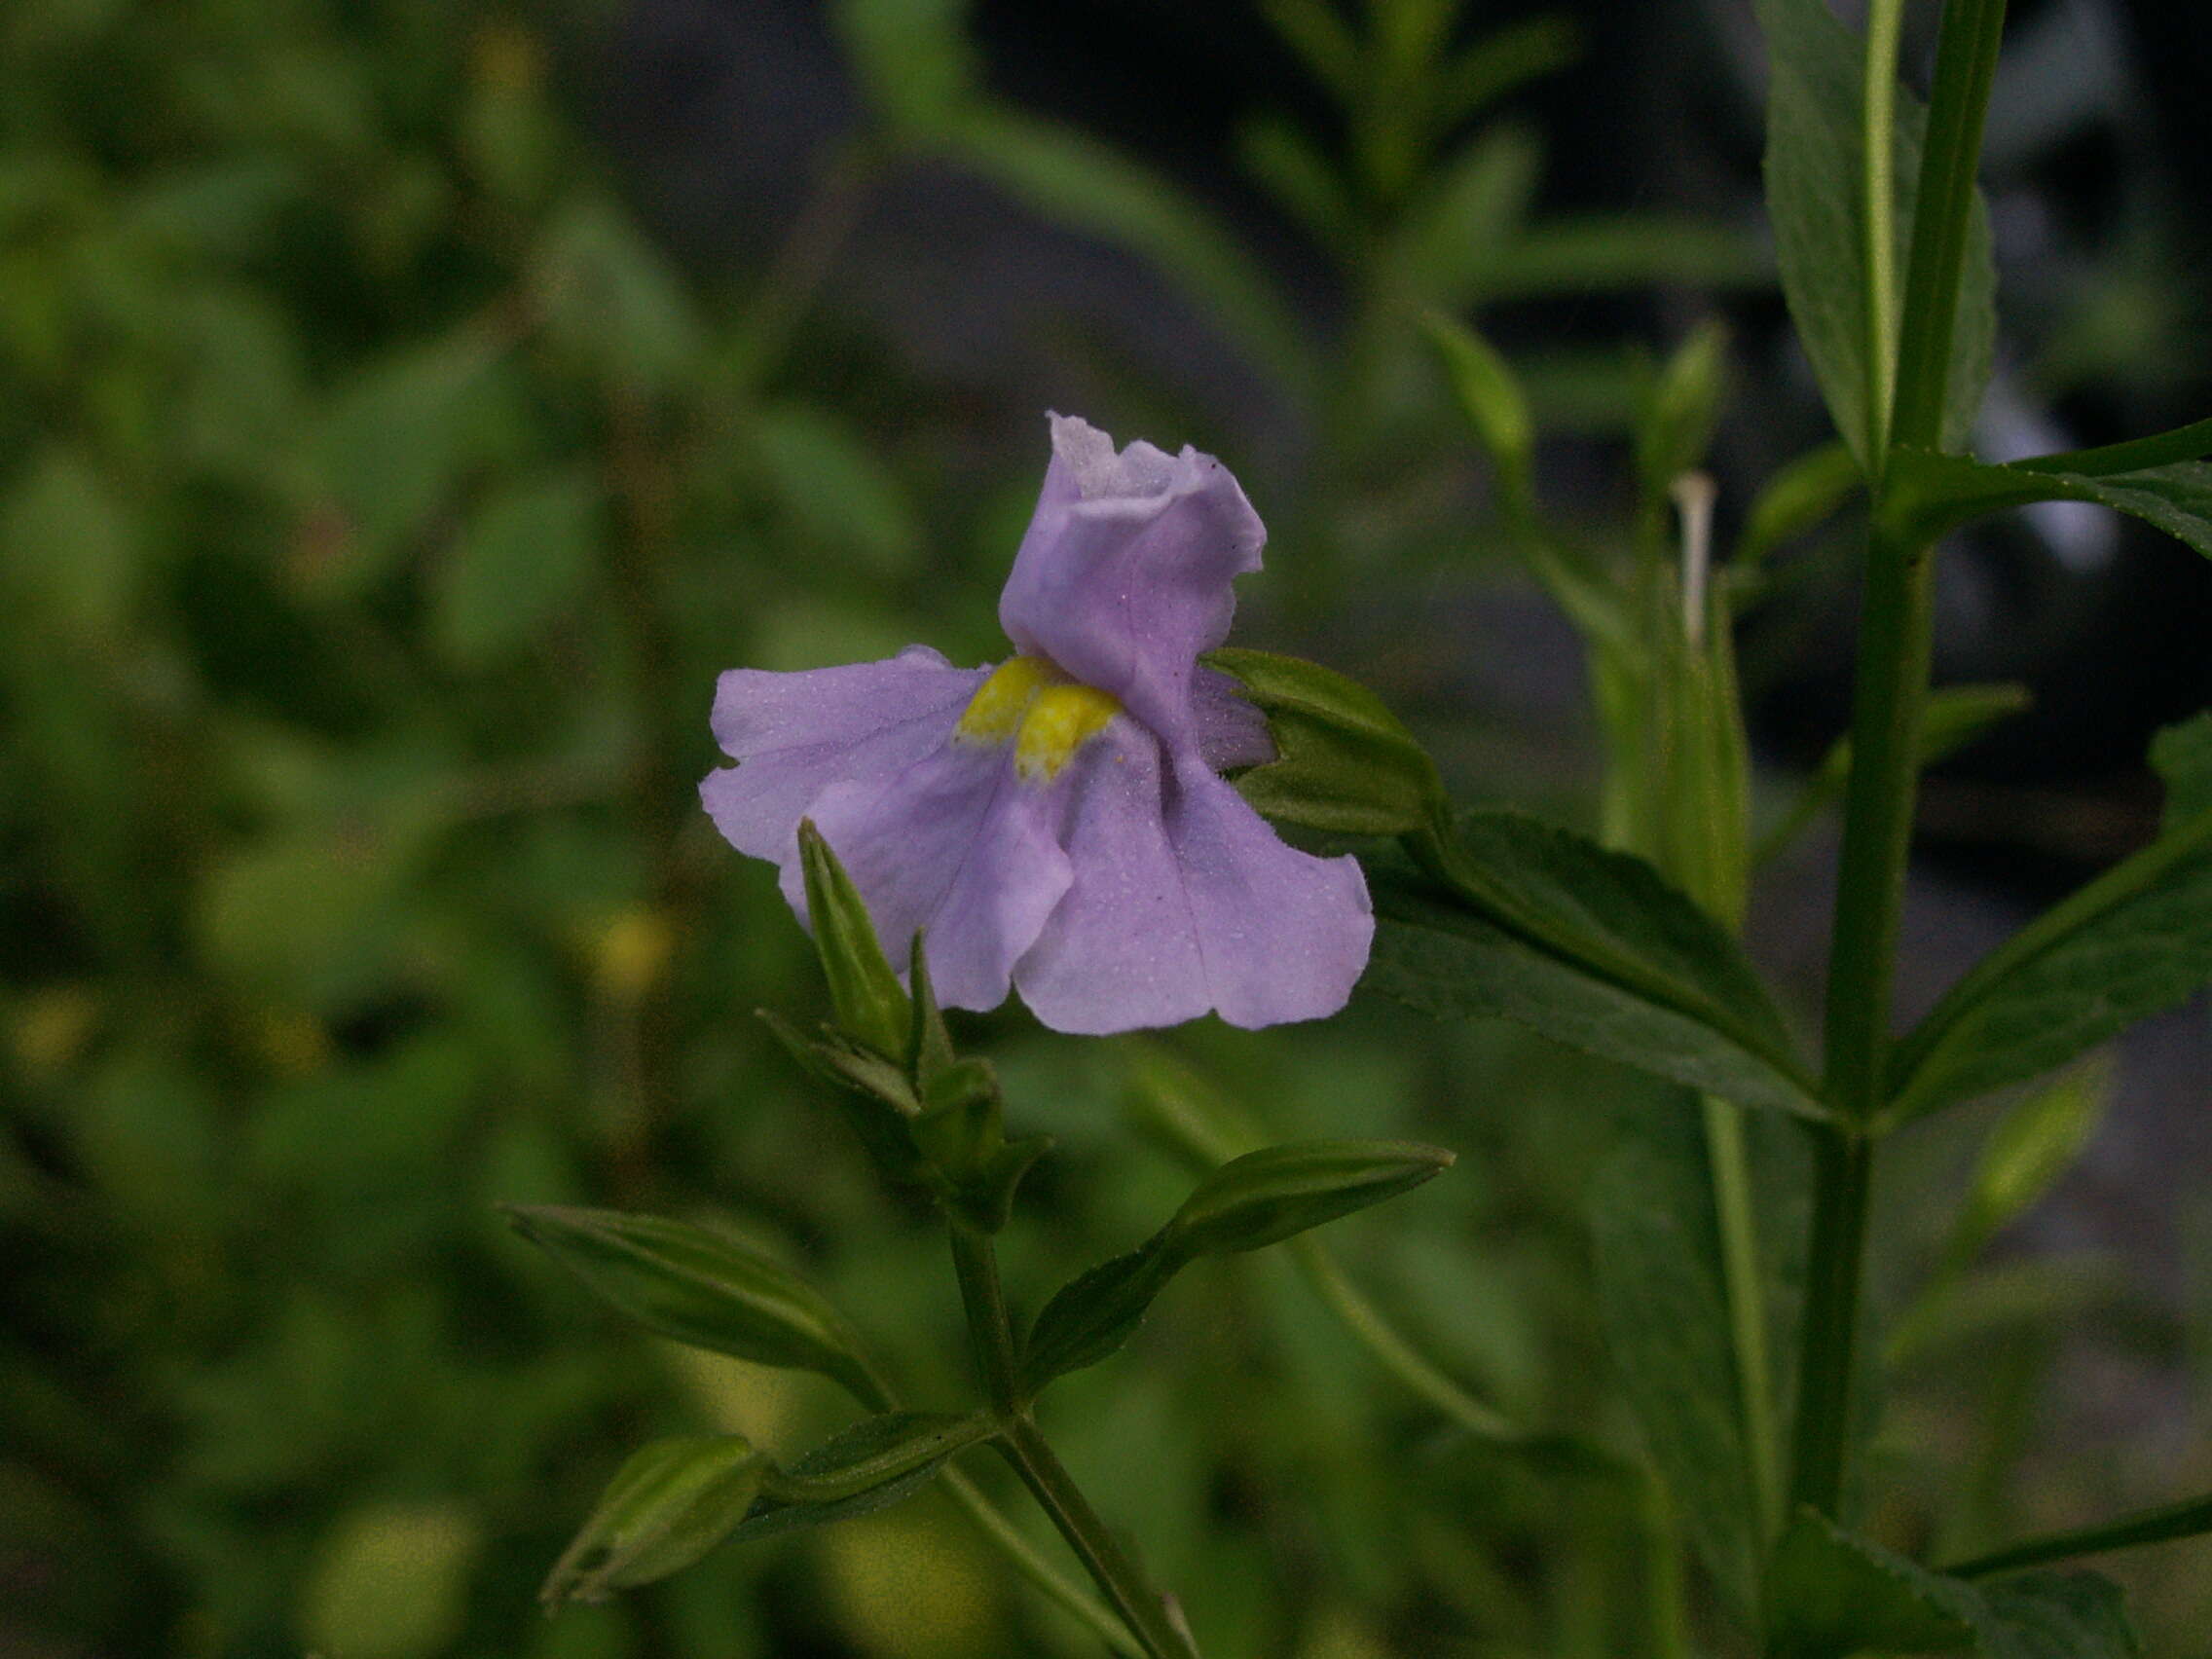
[503, 1205, 877, 1398]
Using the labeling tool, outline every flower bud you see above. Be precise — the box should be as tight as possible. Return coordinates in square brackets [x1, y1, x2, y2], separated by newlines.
[1205, 647, 1446, 838]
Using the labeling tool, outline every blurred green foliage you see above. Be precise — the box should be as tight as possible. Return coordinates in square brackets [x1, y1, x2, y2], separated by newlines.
[3, 1, 2208, 1656]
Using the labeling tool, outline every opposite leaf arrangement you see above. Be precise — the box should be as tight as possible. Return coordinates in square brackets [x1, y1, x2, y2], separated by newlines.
[510, 0, 2212, 1652]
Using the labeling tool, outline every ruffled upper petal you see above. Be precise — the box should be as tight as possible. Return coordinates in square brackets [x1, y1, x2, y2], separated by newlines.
[791, 742, 1073, 1014]
[700, 646, 987, 864]
[997, 415, 1264, 749]
[1014, 721, 1371, 1033]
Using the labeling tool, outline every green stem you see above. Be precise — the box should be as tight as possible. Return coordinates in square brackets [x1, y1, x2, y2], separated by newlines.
[1000, 1417, 1202, 1659]
[1890, 0, 2010, 454]
[1703, 1096, 1784, 1543]
[1787, 1124, 1873, 1516]
[937, 1470, 1146, 1659]
[1289, 1237, 1523, 1443]
[844, 1356, 1143, 1656]
[949, 1226, 1022, 1418]
[1792, 0, 2009, 1519]
[948, 1228, 1196, 1659]
[1862, 0, 1905, 463]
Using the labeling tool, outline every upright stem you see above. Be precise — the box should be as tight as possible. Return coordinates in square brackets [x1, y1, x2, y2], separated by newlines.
[1791, 0, 2010, 1519]
[946, 1228, 1198, 1659]
[948, 1226, 1021, 1418]
[1000, 1418, 1202, 1659]
[1861, 0, 1905, 464]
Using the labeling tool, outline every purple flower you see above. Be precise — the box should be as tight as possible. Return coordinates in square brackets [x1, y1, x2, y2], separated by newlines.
[702, 415, 1373, 1033]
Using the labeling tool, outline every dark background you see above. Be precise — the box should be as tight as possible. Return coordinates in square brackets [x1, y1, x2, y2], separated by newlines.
[4, 2, 2208, 1654]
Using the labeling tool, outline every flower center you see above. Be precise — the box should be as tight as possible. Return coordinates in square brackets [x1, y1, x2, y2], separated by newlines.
[955, 656, 1122, 782]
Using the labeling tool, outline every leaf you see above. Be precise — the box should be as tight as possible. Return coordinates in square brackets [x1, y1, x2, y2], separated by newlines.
[1754, 0, 1996, 464]
[1734, 439, 1861, 569]
[1939, 1061, 2109, 1276]
[1765, 1510, 1975, 1655]
[1634, 319, 1730, 498]
[1973, 1572, 2141, 1659]
[503, 1205, 879, 1400]
[796, 821, 912, 1059]
[1945, 1487, 2212, 1582]
[1206, 646, 1446, 837]
[751, 405, 923, 578]
[0, 445, 142, 640]
[1886, 447, 2212, 560]
[540, 1436, 763, 1606]
[1766, 1514, 2143, 1659]
[1591, 1108, 1765, 1616]
[1472, 214, 1770, 303]
[1768, 1527, 1968, 1652]
[303, 1499, 483, 1656]
[1021, 1138, 1451, 1394]
[309, 333, 514, 596]
[2150, 713, 2212, 824]
[429, 467, 601, 667]
[1390, 126, 1542, 309]
[830, 0, 981, 135]
[1365, 816, 1823, 1119]
[940, 108, 1311, 395]
[725, 1412, 990, 1546]
[1165, 1140, 1455, 1258]
[532, 194, 707, 397]
[1886, 716, 2212, 1122]
[1018, 1245, 1180, 1395]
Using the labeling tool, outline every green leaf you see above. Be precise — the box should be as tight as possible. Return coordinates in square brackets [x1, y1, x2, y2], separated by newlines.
[726, 1412, 990, 1546]
[1021, 1138, 1449, 1394]
[1754, 682, 2032, 867]
[1, 445, 142, 640]
[1634, 319, 1730, 498]
[1941, 1061, 2109, 1277]
[1733, 439, 1861, 570]
[797, 821, 913, 1059]
[940, 109, 1311, 395]
[1754, 0, 1996, 464]
[756, 1010, 928, 1183]
[309, 333, 516, 597]
[1018, 1244, 1180, 1395]
[1766, 1516, 2144, 1658]
[430, 467, 601, 667]
[1973, 1572, 2141, 1659]
[1423, 313, 1535, 499]
[503, 1205, 879, 1399]
[302, 1500, 483, 1658]
[830, 0, 980, 134]
[1471, 214, 1770, 304]
[1205, 647, 1446, 837]
[532, 195, 708, 397]
[1366, 816, 1823, 1119]
[2150, 713, 2212, 824]
[1886, 715, 2212, 1123]
[1591, 1109, 1766, 1616]
[751, 405, 923, 578]
[541, 1436, 762, 1606]
[1165, 1140, 1454, 1258]
[1886, 447, 2212, 559]
[1765, 1510, 1975, 1655]
[1391, 127, 1542, 308]
[1945, 1487, 2212, 1581]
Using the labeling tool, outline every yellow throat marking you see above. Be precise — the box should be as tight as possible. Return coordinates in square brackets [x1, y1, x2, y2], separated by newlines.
[955, 657, 1121, 782]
